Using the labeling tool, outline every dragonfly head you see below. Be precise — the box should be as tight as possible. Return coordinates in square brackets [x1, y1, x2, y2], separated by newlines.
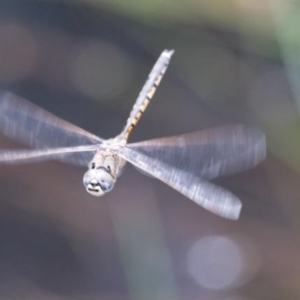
[83, 168, 115, 196]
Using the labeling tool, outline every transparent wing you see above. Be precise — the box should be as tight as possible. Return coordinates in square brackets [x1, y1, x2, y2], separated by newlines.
[0, 90, 102, 148]
[0, 145, 98, 165]
[0, 90, 102, 166]
[117, 146, 242, 219]
[126, 125, 266, 180]
[117, 125, 266, 219]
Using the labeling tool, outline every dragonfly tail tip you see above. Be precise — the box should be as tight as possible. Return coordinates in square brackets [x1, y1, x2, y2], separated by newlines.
[163, 49, 175, 57]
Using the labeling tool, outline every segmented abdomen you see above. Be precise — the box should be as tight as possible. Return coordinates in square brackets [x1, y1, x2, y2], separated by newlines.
[119, 50, 174, 141]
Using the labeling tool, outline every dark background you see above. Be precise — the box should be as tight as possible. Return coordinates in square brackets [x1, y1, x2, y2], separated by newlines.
[0, 0, 299, 299]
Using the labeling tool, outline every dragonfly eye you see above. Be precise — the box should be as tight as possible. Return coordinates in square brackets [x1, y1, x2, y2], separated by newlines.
[96, 169, 114, 192]
[83, 169, 114, 196]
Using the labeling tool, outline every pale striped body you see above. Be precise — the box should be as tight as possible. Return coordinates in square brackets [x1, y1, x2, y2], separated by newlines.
[118, 50, 174, 141]
[0, 49, 267, 219]
[85, 50, 174, 195]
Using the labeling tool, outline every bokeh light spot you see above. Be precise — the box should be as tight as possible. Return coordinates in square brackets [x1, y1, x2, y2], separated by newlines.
[69, 40, 132, 101]
[182, 45, 238, 109]
[187, 236, 243, 290]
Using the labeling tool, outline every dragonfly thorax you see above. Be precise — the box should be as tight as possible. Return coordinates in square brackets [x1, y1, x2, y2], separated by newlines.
[100, 137, 126, 151]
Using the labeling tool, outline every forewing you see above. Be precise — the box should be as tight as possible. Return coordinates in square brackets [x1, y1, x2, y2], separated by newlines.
[126, 125, 266, 180]
[0, 90, 102, 166]
[117, 146, 242, 219]
[0, 145, 98, 165]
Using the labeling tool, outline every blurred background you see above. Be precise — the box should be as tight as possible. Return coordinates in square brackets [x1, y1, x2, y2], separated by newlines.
[0, 0, 298, 299]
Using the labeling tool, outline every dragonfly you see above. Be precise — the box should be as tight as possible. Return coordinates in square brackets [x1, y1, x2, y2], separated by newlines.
[0, 50, 266, 220]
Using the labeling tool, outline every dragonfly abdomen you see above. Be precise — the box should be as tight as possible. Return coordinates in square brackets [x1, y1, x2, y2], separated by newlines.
[119, 50, 174, 141]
